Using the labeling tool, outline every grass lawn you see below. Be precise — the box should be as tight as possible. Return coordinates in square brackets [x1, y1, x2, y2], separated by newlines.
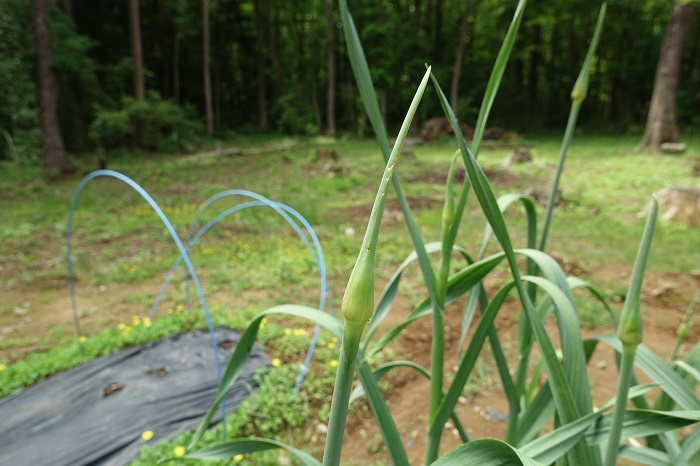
[0, 133, 698, 464]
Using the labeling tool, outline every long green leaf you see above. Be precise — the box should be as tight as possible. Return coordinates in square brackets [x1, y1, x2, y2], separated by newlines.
[470, 0, 528, 154]
[367, 252, 505, 358]
[432, 438, 544, 466]
[456, 139, 595, 463]
[567, 276, 618, 326]
[181, 438, 320, 465]
[678, 424, 700, 465]
[188, 305, 342, 450]
[433, 281, 517, 432]
[518, 385, 668, 463]
[587, 410, 700, 445]
[350, 360, 470, 442]
[479, 194, 537, 259]
[364, 242, 467, 347]
[356, 360, 409, 465]
[592, 335, 700, 411]
[618, 446, 671, 466]
[521, 410, 604, 464]
[672, 360, 700, 384]
[338, 0, 438, 308]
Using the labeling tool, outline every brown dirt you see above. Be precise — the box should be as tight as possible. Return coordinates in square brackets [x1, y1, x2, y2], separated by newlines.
[339, 197, 443, 226]
[406, 167, 539, 191]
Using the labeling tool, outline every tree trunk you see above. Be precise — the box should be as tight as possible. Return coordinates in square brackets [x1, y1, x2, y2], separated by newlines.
[449, 0, 472, 116]
[263, 0, 285, 97]
[128, 0, 145, 102]
[413, 0, 421, 29]
[642, 0, 696, 151]
[173, 31, 180, 105]
[324, 0, 336, 136]
[31, 0, 72, 176]
[52, 0, 72, 18]
[529, 23, 541, 109]
[379, 88, 387, 127]
[253, 0, 269, 131]
[431, 0, 444, 63]
[202, 0, 214, 134]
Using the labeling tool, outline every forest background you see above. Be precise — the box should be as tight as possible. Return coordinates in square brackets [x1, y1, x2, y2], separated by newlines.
[0, 0, 698, 174]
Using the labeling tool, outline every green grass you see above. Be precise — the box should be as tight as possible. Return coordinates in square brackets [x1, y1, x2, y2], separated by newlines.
[1, 133, 698, 464]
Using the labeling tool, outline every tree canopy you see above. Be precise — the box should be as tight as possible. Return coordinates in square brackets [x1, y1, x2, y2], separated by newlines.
[0, 0, 698, 163]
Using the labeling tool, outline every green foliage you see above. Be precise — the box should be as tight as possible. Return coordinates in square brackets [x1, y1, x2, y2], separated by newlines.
[0, 0, 40, 164]
[272, 94, 317, 135]
[234, 366, 310, 437]
[89, 91, 202, 152]
[179, 1, 700, 465]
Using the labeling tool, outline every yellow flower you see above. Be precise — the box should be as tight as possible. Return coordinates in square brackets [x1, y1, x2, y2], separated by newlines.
[330, 337, 338, 343]
[143, 317, 152, 328]
[329, 360, 338, 368]
[176, 305, 184, 312]
[326, 342, 336, 349]
[132, 316, 141, 326]
[234, 454, 244, 461]
[271, 358, 281, 368]
[118, 323, 127, 330]
[0, 364, 6, 372]
[173, 446, 186, 457]
[79, 336, 87, 343]
[283, 328, 292, 335]
[141, 430, 154, 441]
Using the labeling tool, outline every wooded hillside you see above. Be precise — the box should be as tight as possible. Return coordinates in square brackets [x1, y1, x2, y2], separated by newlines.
[1, 0, 698, 163]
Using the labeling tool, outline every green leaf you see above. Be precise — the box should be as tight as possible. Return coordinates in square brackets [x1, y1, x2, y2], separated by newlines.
[181, 438, 320, 465]
[592, 335, 700, 411]
[433, 281, 516, 433]
[618, 445, 671, 466]
[521, 410, 604, 464]
[567, 276, 618, 326]
[587, 409, 700, 445]
[432, 438, 544, 466]
[470, 0, 528, 154]
[188, 305, 342, 450]
[356, 360, 409, 465]
[479, 194, 537, 259]
[678, 425, 700, 465]
[338, 0, 438, 310]
[364, 242, 454, 347]
[350, 359, 470, 442]
[367, 252, 505, 358]
[673, 360, 700, 384]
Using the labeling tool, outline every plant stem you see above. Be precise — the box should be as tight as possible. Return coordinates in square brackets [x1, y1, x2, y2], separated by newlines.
[425, 163, 457, 464]
[538, 102, 581, 252]
[671, 289, 698, 361]
[425, 296, 445, 463]
[604, 343, 637, 466]
[322, 321, 363, 466]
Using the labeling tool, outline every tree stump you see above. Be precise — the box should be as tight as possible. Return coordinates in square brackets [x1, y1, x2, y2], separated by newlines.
[640, 187, 700, 226]
[660, 142, 687, 154]
[503, 147, 533, 167]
